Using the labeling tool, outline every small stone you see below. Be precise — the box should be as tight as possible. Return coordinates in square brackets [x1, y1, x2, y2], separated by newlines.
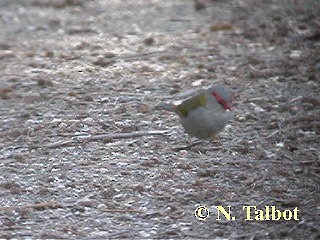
[0, 50, 15, 59]
[290, 50, 302, 59]
[83, 95, 94, 102]
[36, 77, 53, 87]
[254, 147, 266, 160]
[194, 0, 206, 11]
[44, 50, 54, 57]
[144, 37, 154, 46]
[93, 58, 115, 67]
[0, 87, 13, 99]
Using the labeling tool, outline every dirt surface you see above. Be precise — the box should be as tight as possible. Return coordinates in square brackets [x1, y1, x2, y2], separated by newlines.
[0, 0, 319, 239]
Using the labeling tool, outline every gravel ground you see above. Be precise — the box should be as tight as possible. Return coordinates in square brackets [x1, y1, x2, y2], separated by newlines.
[0, 0, 319, 239]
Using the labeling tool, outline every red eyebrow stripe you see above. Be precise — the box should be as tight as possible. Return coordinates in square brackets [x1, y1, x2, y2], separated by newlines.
[212, 92, 232, 110]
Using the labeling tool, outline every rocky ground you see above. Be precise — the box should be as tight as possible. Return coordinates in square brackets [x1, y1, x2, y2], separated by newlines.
[0, 0, 319, 239]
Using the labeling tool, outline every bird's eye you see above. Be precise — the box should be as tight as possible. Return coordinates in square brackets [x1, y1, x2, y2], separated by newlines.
[217, 99, 224, 105]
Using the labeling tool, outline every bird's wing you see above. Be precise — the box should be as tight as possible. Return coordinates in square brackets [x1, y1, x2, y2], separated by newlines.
[176, 93, 207, 117]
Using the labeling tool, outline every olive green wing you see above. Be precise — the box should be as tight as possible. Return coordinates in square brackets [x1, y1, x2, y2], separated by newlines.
[176, 93, 207, 117]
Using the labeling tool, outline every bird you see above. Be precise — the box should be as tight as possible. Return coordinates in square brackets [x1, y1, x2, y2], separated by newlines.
[174, 84, 234, 139]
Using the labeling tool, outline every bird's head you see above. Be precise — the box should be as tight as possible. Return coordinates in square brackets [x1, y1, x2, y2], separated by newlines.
[209, 85, 233, 110]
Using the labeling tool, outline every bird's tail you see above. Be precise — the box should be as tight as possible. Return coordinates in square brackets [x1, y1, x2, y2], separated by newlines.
[154, 103, 177, 112]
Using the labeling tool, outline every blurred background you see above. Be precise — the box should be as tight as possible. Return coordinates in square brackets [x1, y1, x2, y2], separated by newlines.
[0, 0, 319, 239]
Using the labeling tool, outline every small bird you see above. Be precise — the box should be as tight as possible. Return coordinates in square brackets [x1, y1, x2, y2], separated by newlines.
[175, 84, 233, 139]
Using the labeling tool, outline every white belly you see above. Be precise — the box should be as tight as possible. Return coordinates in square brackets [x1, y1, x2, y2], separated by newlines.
[180, 107, 233, 139]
